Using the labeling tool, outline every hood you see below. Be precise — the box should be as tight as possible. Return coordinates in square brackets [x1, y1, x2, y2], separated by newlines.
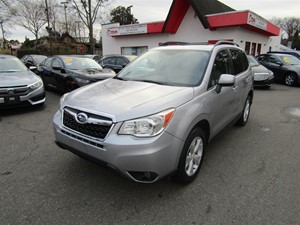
[0, 70, 40, 87]
[70, 68, 115, 80]
[63, 78, 194, 122]
[251, 64, 270, 74]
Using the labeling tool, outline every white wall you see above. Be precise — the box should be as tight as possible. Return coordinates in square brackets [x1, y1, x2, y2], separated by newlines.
[102, 6, 281, 55]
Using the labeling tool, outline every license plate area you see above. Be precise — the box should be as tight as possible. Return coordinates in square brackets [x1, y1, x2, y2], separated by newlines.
[4, 96, 20, 104]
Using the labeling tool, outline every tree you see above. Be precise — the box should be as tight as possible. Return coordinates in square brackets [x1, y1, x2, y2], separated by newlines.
[271, 17, 300, 41]
[110, 6, 138, 25]
[13, 0, 46, 49]
[292, 31, 300, 50]
[70, 0, 110, 54]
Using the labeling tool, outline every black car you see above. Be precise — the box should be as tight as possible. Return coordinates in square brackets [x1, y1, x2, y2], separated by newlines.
[98, 54, 137, 73]
[256, 53, 300, 86]
[36, 56, 116, 93]
[268, 51, 300, 60]
[21, 54, 48, 72]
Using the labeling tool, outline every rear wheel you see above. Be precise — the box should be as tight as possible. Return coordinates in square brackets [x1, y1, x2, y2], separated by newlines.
[236, 95, 251, 126]
[285, 73, 297, 86]
[174, 128, 206, 184]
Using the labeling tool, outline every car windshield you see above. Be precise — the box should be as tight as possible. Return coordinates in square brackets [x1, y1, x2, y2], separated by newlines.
[117, 49, 210, 86]
[0, 56, 28, 72]
[63, 57, 103, 70]
[247, 55, 259, 66]
[278, 55, 300, 65]
[32, 55, 47, 64]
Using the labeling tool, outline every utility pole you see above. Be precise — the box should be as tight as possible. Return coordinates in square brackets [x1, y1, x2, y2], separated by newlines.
[0, 20, 5, 49]
[61, 1, 68, 33]
[45, 0, 53, 54]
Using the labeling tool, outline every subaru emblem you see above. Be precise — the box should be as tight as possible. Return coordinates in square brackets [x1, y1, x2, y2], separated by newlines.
[76, 112, 88, 124]
[7, 88, 15, 95]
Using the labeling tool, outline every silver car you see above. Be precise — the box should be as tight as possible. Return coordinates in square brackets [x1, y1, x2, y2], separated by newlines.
[247, 55, 274, 88]
[54, 42, 254, 183]
[0, 54, 45, 108]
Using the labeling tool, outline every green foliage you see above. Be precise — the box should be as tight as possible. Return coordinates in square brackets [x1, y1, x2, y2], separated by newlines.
[110, 6, 138, 25]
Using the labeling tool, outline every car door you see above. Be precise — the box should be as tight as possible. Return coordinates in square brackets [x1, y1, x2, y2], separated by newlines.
[51, 58, 66, 92]
[39, 57, 53, 87]
[265, 55, 285, 81]
[229, 48, 252, 110]
[204, 49, 238, 136]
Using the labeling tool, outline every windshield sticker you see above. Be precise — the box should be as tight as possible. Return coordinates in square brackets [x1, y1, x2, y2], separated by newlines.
[64, 58, 73, 63]
[282, 57, 290, 63]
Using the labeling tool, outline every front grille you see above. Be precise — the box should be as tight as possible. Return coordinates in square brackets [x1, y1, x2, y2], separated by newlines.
[63, 108, 112, 139]
[61, 129, 104, 148]
[0, 86, 29, 96]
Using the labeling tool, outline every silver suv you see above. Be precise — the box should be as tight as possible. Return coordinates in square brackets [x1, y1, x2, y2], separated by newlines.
[54, 42, 253, 183]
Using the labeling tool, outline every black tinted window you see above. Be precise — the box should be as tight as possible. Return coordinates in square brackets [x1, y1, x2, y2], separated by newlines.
[209, 50, 230, 88]
[230, 49, 248, 75]
[116, 57, 127, 66]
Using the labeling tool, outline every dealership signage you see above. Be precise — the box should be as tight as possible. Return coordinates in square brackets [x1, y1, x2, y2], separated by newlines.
[107, 24, 148, 36]
[247, 12, 267, 30]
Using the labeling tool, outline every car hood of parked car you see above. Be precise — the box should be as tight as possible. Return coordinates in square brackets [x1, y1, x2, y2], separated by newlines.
[0, 70, 40, 87]
[251, 64, 270, 74]
[62, 78, 194, 122]
[68, 68, 115, 79]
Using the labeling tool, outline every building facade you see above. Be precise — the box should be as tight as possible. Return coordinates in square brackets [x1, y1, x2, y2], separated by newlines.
[102, 0, 281, 56]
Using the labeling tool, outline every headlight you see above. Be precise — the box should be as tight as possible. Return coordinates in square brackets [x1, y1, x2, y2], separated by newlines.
[29, 80, 43, 89]
[59, 93, 68, 110]
[268, 70, 274, 78]
[75, 77, 90, 84]
[118, 109, 175, 137]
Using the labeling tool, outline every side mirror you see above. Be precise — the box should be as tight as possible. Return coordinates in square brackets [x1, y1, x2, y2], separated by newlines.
[61, 68, 66, 74]
[29, 66, 37, 71]
[216, 74, 235, 94]
[275, 61, 283, 66]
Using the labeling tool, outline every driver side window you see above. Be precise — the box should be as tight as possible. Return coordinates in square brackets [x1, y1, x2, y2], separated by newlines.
[52, 58, 62, 68]
[208, 50, 230, 89]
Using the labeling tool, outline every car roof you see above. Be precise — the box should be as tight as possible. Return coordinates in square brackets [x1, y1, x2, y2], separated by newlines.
[0, 54, 17, 58]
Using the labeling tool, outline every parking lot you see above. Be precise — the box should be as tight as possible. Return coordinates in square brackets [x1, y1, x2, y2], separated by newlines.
[0, 84, 300, 225]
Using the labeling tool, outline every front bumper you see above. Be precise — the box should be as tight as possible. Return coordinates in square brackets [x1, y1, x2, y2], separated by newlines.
[254, 78, 274, 87]
[53, 110, 184, 183]
[0, 86, 46, 108]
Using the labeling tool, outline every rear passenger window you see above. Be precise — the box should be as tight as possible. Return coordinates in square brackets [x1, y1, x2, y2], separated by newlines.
[209, 50, 230, 88]
[230, 49, 248, 75]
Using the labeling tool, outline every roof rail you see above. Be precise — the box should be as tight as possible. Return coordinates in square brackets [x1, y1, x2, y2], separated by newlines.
[159, 40, 239, 47]
[159, 41, 209, 46]
[214, 41, 239, 47]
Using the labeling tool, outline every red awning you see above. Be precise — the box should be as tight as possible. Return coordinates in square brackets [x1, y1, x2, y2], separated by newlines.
[206, 11, 280, 36]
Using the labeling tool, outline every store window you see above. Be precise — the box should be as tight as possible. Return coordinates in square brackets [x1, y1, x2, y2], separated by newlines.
[121, 46, 148, 55]
[257, 44, 262, 55]
[245, 42, 251, 55]
[251, 43, 257, 56]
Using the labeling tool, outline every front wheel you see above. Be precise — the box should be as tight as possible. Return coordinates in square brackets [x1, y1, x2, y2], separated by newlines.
[174, 128, 206, 184]
[236, 95, 251, 126]
[285, 73, 297, 86]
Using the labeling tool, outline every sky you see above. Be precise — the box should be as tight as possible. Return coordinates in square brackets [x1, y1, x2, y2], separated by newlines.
[5, 0, 300, 42]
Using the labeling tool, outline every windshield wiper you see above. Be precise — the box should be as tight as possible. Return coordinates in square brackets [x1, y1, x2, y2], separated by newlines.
[130, 79, 166, 85]
[113, 76, 128, 81]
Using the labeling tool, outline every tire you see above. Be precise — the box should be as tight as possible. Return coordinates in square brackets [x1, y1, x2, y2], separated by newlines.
[236, 95, 251, 126]
[174, 128, 206, 184]
[285, 73, 297, 86]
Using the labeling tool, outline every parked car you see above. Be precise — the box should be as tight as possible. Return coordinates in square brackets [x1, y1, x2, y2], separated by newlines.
[36, 56, 115, 93]
[98, 54, 137, 73]
[21, 54, 48, 72]
[54, 42, 253, 183]
[256, 53, 300, 86]
[247, 55, 274, 88]
[268, 51, 300, 60]
[0, 54, 45, 108]
[73, 54, 101, 62]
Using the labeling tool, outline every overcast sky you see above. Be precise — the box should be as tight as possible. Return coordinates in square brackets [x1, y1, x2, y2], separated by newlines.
[7, 0, 300, 42]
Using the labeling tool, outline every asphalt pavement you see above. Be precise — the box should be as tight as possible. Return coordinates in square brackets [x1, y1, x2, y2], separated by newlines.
[0, 84, 300, 225]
